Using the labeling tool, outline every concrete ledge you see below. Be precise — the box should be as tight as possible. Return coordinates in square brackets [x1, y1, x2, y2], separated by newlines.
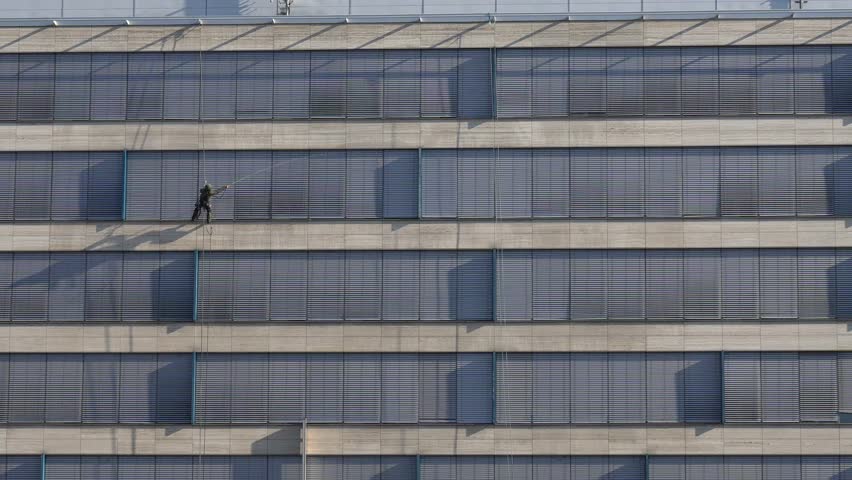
[3, 321, 851, 353]
[1, 425, 848, 455]
[4, 117, 852, 152]
[1, 218, 850, 252]
[304, 425, 852, 456]
[0, 18, 849, 54]
[1, 425, 301, 455]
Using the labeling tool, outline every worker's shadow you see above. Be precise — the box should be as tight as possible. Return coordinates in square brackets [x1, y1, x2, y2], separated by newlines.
[88, 223, 201, 251]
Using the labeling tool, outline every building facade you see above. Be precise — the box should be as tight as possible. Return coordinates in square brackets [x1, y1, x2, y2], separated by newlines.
[2, 10, 852, 480]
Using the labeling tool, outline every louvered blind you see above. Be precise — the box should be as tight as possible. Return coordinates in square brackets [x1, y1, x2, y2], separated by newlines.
[196, 353, 232, 424]
[571, 353, 607, 423]
[757, 46, 794, 115]
[269, 353, 306, 423]
[308, 150, 345, 219]
[606, 250, 644, 320]
[723, 352, 762, 423]
[384, 50, 421, 119]
[234, 151, 272, 220]
[760, 249, 798, 319]
[795, 45, 832, 114]
[683, 147, 720, 217]
[0, 55, 18, 121]
[82, 354, 120, 423]
[645, 148, 682, 217]
[761, 352, 800, 422]
[310, 51, 346, 118]
[457, 353, 493, 424]
[54, 53, 91, 121]
[608, 352, 646, 423]
[90, 53, 127, 120]
[532, 250, 570, 321]
[570, 250, 606, 320]
[51, 152, 89, 221]
[496, 49, 532, 118]
[306, 353, 343, 422]
[381, 251, 419, 322]
[307, 251, 344, 322]
[720, 47, 757, 115]
[607, 48, 643, 116]
[232, 353, 269, 423]
[232, 251, 270, 322]
[271, 151, 308, 219]
[345, 251, 381, 321]
[347, 50, 383, 119]
[236, 51, 273, 120]
[646, 250, 683, 320]
[532, 149, 570, 218]
[273, 51, 310, 119]
[570, 148, 606, 218]
[421, 50, 458, 118]
[721, 147, 759, 216]
[345, 150, 383, 219]
[569, 49, 606, 115]
[18, 54, 54, 121]
[683, 250, 721, 320]
[684, 352, 722, 423]
[800, 353, 838, 423]
[344, 353, 381, 423]
[532, 353, 570, 424]
[798, 248, 835, 319]
[647, 353, 684, 423]
[496, 250, 532, 322]
[496, 353, 532, 424]
[419, 353, 457, 422]
[382, 150, 418, 218]
[797, 146, 834, 216]
[270, 252, 308, 322]
[496, 149, 532, 218]
[381, 353, 418, 423]
[45, 353, 82, 423]
[201, 52, 236, 120]
[163, 53, 200, 120]
[607, 148, 644, 217]
[420, 251, 456, 322]
[127, 52, 164, 120]
[759, 146, 796, 217]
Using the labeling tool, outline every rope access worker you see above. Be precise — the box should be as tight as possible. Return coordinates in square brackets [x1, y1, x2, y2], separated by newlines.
[191, 183, 229, 224]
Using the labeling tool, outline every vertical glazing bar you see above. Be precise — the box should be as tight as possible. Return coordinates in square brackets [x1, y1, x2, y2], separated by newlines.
[40, 453, 45, 480]
[416, 454, 421, 480]
[417, 148, 423, 219]
[492, 351, 497, 424]
[302, 418, 308, 480]
[720, 351, 726, 423]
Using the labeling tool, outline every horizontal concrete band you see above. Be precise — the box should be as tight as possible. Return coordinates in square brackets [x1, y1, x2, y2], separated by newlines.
[2, 425, 851, 456]
[3, 322, 851, 353]
[1, 18, 851, 54]
[3, 219, 851, 252]
[4, 117, 852, 152]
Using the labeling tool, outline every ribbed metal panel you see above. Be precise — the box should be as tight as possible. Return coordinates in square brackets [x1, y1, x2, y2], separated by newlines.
[201, 51, 236, 120]
[345, 150, 383, 219]
[569, 49, 606, 115]
[496, 148, 532, 218]
[54, 53, 91, 121]
[570, 250, 606, 320]
[724, 456, 763, 480]
[347, 50, 383, 119]
[420, 457, 456, 480]
[795, 46, 832, 114]
[269, 353, 306, 423]
[17, 54, 54, 121]
[345, 251, 381, 321]
[163, 53, 200, 120]
[421, 50, 458, 118]
[48, 253, 85, 322]
[420, 251, 456, 322]
[761, 352, 800, 423]
[270, 252, 308, 322]
[532, 353, 570, 424]
[11, 253, 49, 322]
[198, 251, 234, 322]
[343, 353, 381, 423]
[157, 252, 193, 323]
[127, 52, 164, 121]
[271, 151, 308, 219]
[796, 146, 834, 216]
[118, 353, 157, 424]
[0, 154, 14, 221]
[85, 252, 123, 322]
[307, 251, 344, 322]
[306, 353, 343, 423]
[683, 147, 720, 217]
[607, 148, 644, 217]
[195, 353, 231, 424]
[532, 48, 569, 117]
[51, 152, 89, 221]
[155, 354, 192, 424]
[496, 353, 532, 424]
[645, 250, 683, 320]
[160, 151, 198, 221]
[309, 150, 346, 218]
[800, 353, 838, 423]
[570, 148, 606, 218]
[81, 354, 120, 423]
[801, 456, 839, 480]
[384, 50, 421, 119]
[532, 250, 570, 321]
[45, 353, 82, 423]
[91, 53, 127, 120]
[231, 353, 269, 424]
[421, 149, 458, 218]
[382, 150, 418, 218]
[608, 352, 646, 423]
[86, 151, 123, 221]
[532, 149, 570, 218]
[0, 55, 18, 121]
[496, 49, 532, 118]
[496, 250, 532, 322]
[232, 251, 271, 322]
[721, 146, 759, 216]
[648, 456, 685, 480]
[606, 250, 645, 320]
[607, 48, 643, 116]
[760, 248, 798, 319]
[645, 147, 682, 217]
[234, 150, 272, 220]
[683, 249, 721, 320]
[121, 252, 159, 322]
[14, 152, 51, 221]
[419, 353, 457, 422]
[381, 353, 418, 423]
[684, 352, 722, 423]
[720, 47, 757, 115]
[724, 351, 762, 423]
[647, 352, 684, 423]
[759, 146, 797, 217]
[273, 51, 310, 119]
[310, 51, 347, 118]
[571, 353, 607, 423]
[459, 49, 492, 119]
[236, 51, 273, 120]
[757, 46, 794, 115]
[798, 248, 835, 319]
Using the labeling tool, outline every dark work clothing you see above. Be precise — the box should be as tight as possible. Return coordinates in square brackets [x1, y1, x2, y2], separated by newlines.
[191, 184, 225, 224]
